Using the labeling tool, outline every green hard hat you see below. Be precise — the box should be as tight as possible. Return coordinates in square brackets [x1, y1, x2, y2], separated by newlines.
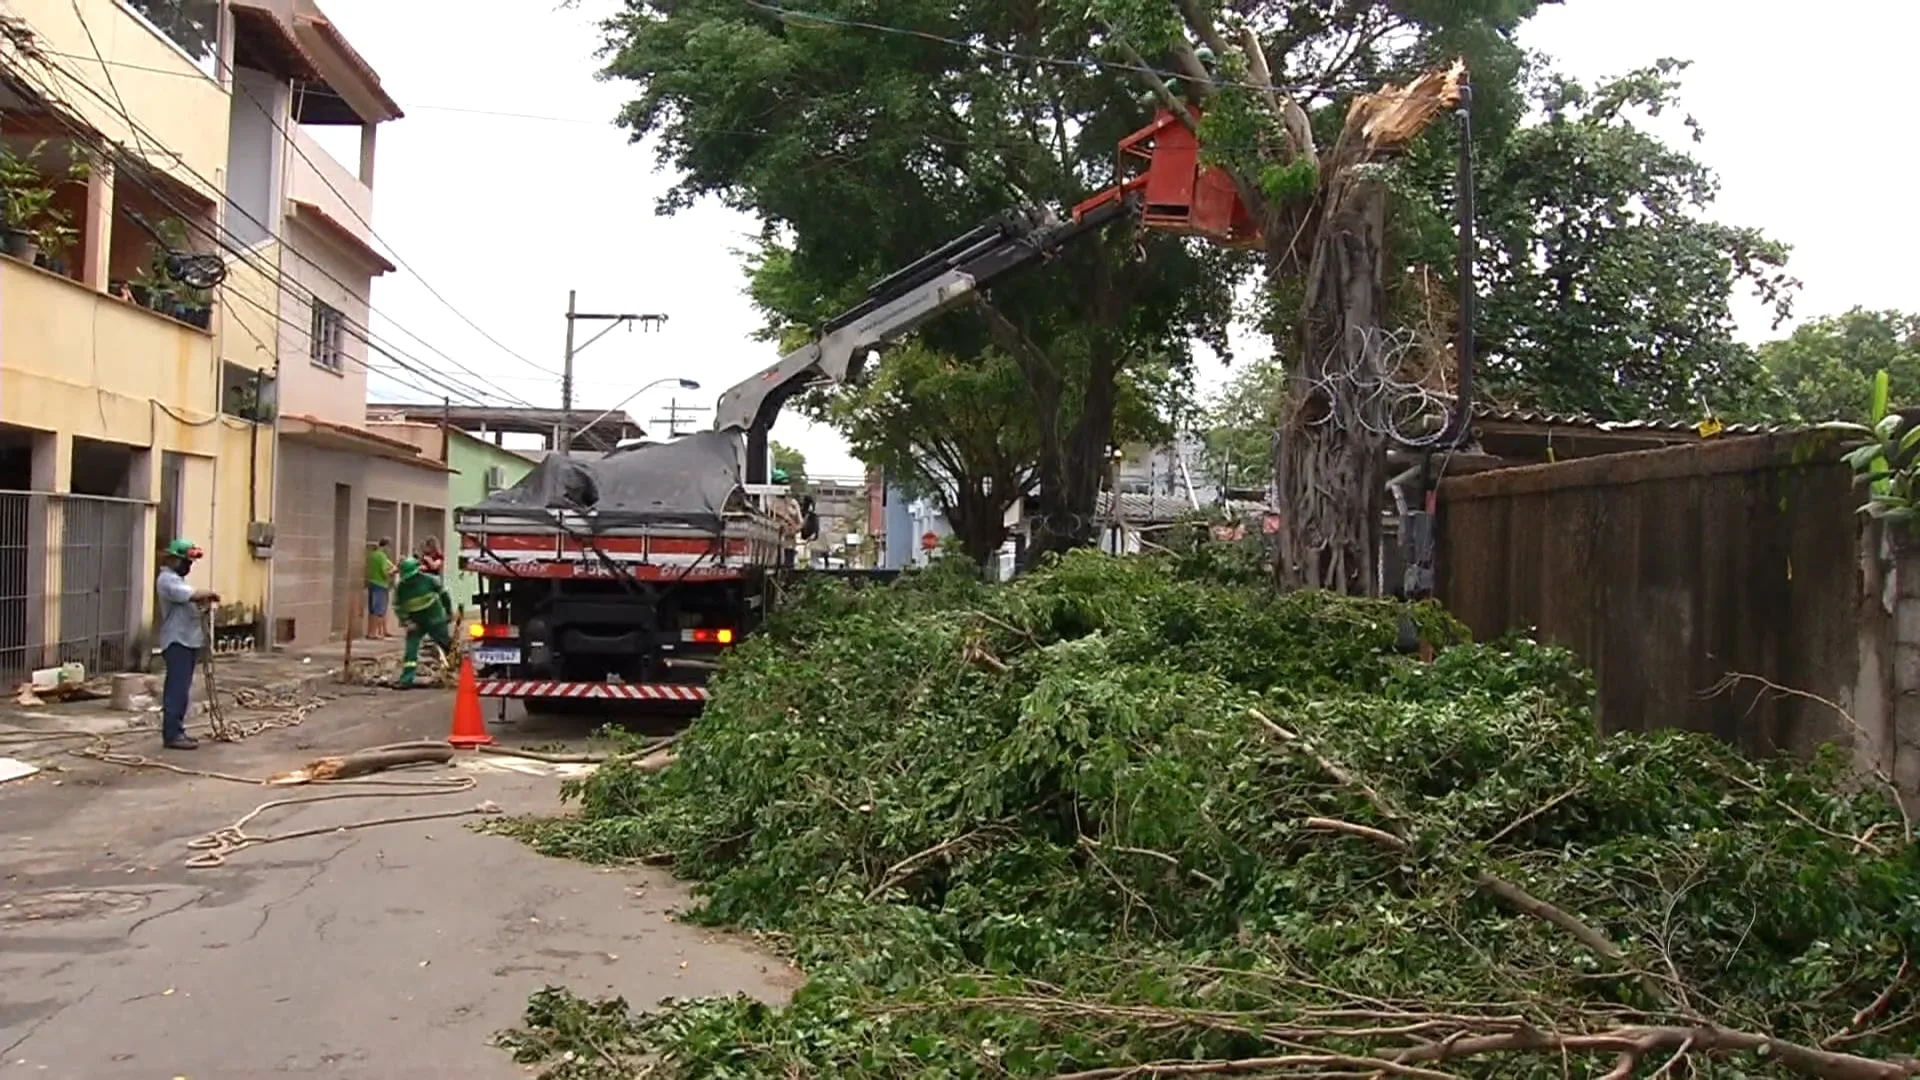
[771, 467, 790, 484]
[398, 557, 421, 579]
[165, 538, 202, 559]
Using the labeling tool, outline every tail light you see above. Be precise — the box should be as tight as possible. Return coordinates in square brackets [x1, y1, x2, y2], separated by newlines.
[681, 627, 735, 645]
[469, 623, 520, 640]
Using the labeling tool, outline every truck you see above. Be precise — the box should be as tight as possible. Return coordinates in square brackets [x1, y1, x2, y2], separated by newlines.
[451, 91, 1472, 710]
[449, 196, 1143, 706]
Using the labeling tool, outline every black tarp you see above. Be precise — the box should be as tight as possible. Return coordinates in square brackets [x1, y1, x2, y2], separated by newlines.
[465, 430, 744, 533]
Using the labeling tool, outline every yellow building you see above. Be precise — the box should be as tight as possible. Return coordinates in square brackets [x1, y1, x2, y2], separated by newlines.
[0, 0, 395, 679]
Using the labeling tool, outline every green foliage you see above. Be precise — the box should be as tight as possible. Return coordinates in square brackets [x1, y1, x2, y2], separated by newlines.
[1834, 404, 1920, 526]
[1760, 309, 1920, 424]
[604, 0, 1243, 543]
[499, 553, 1918, 1078]
[0, 140, 87, 251]
[805, 341, 1037, 565]
[769, 441, 808, 491]
[1471, 61, 1795, 421]
[1197, 355, 1283, 491]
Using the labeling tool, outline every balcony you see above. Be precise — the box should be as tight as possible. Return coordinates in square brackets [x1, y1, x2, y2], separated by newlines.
[1, 255, 217, 430]
[1, 111, 220, 317]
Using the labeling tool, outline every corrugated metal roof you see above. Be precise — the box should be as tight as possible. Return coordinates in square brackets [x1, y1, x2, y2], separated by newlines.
[1094, 493, 1271, 524]
[1471, 406, 1785, 437]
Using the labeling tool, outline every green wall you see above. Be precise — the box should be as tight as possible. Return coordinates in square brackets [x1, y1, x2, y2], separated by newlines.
[445, 430, 536, 615]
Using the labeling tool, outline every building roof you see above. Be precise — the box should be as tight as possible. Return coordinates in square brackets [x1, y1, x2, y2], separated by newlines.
[1093, 492, 1270, 525]
[282, 414, 453, 469]
[366, 404, 645, 454]
[445, 426, 540, 463]
[290, 1, 404, 125]
[230, 0, 324, 84]
[1466, 405, 1786, 464]
[288, 199, 394, 274]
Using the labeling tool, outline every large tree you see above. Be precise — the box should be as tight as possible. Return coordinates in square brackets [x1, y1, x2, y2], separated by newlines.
[1091, 0, 1538, 592]
[1470, 61, 1795, 421]
[818, 343, 1038, 566]
[1760, 308, 1920, 423]
[601, 0, 1239, 559]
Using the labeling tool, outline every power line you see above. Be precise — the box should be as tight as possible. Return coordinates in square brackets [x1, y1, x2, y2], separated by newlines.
[1, 34, 538, 407]
[34, 50, 611, 124]
[738, 0, 1338, 99]
[55, 3, 555, 396]
[2, 59, 513, 409]
[232, 74, 558, 379]
[51, 8, 565, 380]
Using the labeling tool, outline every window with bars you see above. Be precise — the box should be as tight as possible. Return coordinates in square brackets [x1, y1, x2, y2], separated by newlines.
[310, 301, 345, 373]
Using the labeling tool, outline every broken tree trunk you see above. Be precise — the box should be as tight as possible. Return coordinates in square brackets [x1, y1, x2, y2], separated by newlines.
[1271, 64, 1467, 594]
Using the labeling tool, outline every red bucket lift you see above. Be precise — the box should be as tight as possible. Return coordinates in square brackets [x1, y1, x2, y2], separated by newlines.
[1073, 108, 1262, 248]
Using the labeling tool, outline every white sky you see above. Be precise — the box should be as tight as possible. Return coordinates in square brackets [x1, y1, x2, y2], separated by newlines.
[312, 0, 1917, 475]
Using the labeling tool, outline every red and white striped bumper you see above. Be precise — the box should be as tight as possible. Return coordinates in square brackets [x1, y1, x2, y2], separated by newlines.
[476, 680, 710, 701]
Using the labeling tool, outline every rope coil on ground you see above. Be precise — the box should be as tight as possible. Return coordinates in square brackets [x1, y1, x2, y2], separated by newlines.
[184, 781, 498, 868]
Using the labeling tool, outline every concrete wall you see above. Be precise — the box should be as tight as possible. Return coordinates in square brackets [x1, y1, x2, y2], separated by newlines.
[272, 441, 448, 648]
[1437, 433, 1910, 802]
[276, 215, 371, 427]
[225, 66, 288, 248]
[287, 125, 374, 234]
[442, 431, 533, 612]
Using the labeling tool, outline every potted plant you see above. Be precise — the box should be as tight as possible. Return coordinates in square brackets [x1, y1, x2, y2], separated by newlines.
[0, 141, 85, 264]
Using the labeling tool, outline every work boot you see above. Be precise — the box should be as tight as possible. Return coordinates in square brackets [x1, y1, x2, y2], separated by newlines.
[164, 736, 199, 751]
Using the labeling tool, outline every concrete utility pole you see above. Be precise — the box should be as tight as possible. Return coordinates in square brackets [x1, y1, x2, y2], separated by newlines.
[650, 397, 710, 439]
[556, 291, 668, 453]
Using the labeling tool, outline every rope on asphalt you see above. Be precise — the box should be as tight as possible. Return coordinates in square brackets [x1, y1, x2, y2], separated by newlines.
[185, 780, 499, 868]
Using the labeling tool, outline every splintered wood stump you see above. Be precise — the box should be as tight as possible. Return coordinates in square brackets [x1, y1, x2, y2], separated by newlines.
[267, 743, 454, 785]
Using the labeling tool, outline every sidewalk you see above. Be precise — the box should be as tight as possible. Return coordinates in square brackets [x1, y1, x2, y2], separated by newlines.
[0, 636, 410, 766]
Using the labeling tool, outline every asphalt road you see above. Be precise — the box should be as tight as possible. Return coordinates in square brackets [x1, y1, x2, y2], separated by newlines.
[0, 689, 792, 1079]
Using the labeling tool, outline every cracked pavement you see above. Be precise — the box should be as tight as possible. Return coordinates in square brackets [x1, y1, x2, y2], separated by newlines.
[0, 689, 793, 1078]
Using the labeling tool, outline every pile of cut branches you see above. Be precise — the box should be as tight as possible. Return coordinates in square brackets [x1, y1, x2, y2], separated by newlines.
[497, 553, 1920, 1079]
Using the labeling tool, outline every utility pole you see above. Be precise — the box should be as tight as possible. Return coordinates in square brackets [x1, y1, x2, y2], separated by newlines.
[556, 291, 668, 453]
[649, 397, 710, 439]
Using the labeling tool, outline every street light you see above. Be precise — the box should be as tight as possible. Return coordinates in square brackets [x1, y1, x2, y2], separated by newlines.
[569, 377, 701, 447]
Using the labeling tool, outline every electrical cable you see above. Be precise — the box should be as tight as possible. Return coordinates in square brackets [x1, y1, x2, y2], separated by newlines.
[0, 40, 539, 408]
[216, 279, 513, 408]
[737, 0, 1348, 99]
[228, 72, 559, 379]
[57, 0, 556, 386]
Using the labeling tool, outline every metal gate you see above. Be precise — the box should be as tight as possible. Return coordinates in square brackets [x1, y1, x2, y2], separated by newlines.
[0, 491, 150, 684]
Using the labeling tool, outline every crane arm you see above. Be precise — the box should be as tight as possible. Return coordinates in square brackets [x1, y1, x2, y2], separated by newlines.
[714, 197, 1138, 483]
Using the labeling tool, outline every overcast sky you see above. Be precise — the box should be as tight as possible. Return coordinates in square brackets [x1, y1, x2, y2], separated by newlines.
[313, 0, 1916, 476]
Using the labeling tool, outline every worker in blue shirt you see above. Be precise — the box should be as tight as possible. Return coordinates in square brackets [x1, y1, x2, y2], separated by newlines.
[155, 538, 219, 751]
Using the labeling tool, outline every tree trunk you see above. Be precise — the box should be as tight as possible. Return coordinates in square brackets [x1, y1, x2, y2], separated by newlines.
[1272, 170, 1391, 595]
[945, 481, 1013, 568]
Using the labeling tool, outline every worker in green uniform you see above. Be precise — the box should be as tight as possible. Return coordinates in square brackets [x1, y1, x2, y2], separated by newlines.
[392, 557, 455, 688]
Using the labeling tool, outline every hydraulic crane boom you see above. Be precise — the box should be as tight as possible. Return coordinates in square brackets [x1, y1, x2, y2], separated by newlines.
[713, 197, 1138, 483]
[712, 89, 1471, 487]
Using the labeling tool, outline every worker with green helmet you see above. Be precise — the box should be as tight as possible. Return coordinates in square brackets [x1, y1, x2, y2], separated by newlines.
[392, 556, 455, 688]
[155, 538, 218, 750]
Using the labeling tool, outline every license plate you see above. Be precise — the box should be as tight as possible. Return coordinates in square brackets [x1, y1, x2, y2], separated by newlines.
[473, 647, 521, 666]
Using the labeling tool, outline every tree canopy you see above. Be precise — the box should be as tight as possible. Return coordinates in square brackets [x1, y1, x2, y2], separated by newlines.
[1759, 308, 1920, 423]
[603, 0, 1241, 556]
[603, 0, 1801, 585]
[1471, 61, 1795, 422]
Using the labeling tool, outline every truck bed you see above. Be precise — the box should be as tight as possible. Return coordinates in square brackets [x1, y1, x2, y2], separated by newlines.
[455, 509, 788, 581]
[453, 431, 792, 582]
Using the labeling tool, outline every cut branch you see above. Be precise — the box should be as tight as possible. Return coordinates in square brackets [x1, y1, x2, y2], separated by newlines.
[1048, 1023, 1920, 1080]
[1237, 24, 1314, 161]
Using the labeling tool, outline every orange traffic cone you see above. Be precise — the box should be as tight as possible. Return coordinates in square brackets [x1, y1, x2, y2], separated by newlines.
[447, 653, 493, 749]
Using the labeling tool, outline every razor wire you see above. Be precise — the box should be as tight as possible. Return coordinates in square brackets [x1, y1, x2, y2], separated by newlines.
[1292, 325, 1461, 449]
